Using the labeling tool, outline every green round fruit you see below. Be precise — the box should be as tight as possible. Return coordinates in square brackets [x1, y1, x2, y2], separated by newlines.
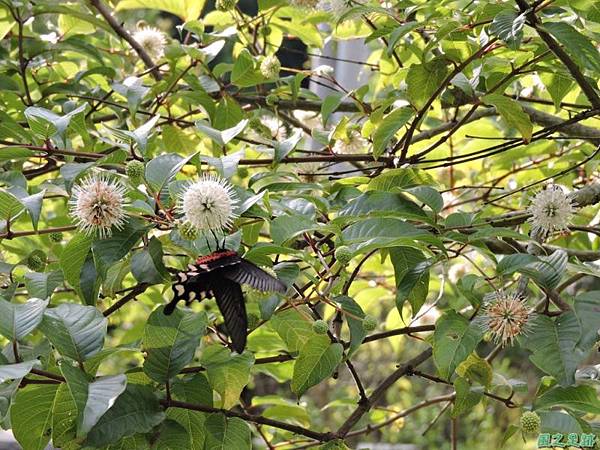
[260, 26, 272, 37]
[334, 245, 353, 264]
[520, 411, 541, 434]
[26, 250, 46, 272]
[312, 319, 329, 335]
[247, 313, 260, 329]
[362, 314, 377, 332]
[265, 93, 280, 106]
[126, 160, 145, 180]
[49, 232, 64, 243]
[178, 221, 198, 241]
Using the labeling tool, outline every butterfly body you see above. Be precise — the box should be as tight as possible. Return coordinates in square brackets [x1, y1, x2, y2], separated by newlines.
[165, 250, 286, 353]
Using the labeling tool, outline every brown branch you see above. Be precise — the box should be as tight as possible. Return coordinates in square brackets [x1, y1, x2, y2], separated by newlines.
[162, 399, 335, 441]
[89, 0, 162, 80]
[336, 347, 433, 437]
[102, 283, 150, 317]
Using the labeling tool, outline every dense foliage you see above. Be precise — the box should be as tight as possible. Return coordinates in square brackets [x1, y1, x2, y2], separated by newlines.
[0, 0, 599, 449]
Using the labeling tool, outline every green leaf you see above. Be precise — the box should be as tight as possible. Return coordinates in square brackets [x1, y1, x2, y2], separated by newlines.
[143, 306, 207, 383]
[497, 250, 567, 290]
[231, 49, 264, 87]
[0, 189, 24, 221]
[433, 311, 483, 379]
[167, 373, 213, 450]
[536, 385, 600, 415]
[273, 129, 302, 163]
[372, 107, 413, 158]
[489, 10, 525, 49]
[270, 306, 316, 353]
[368, 168, 435, 190]
[131, 237, 170, 284]
[270, 214, 324, 245]
[39, 303, 107, 362]
[115, 0, 204, 21]
[574, 291, 600, 354]
[544, 22, 600, 73]
[195, 119, 249, 146]
[84, 383, 165, 447]
[390, 246, 431, 317]
[0, 360, 40, 383]
[0, 297, 48, 340]
[59, 233, 93, 297]
[19, 190, 45, 230]
[200, 346, 254, 409]
[291, 335, 343, 396]
[406, 60, 449, 110]
[321, 93, 345, 126]
[23, 271, 63, 299]
[145, 152, 197, 195]
[60, 361, 128, 436]
[11, 384, 58, 450]
[154, 420, 192, 450]
[341, 218, 442, 254]
[522, 313, 581, 386]
[92, 219, 147, 276]
[336, 191, 429, 224]
[540, 71, 575, 109]
[451, 376, 482, 418]
[204, 414, 252, 450]
[482, 94, 533, 142]
[335, 296, 366, 357]
[51, 383, 78, 448]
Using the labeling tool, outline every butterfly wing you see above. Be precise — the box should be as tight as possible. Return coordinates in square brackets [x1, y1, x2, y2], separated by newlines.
[212, 278, 247, 353]
[222, 260, 287, 293]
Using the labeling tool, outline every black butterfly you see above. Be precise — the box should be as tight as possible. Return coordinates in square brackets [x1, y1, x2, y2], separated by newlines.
[164, 249, 286, 353]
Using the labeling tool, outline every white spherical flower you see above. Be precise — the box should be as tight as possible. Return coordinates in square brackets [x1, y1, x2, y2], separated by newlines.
[333, 130, 367, 154]
[260, 55, 281, 79]
[527, 184, 575, 236]
[313, 65, 335, 76]
[69, 175, 128, 239]
[290, 0, 319, 8]
[318, 0, 356, 17]
[132, 26, 167, 60]
[482, 291, 530, 346]
[178, 175, 239, 231]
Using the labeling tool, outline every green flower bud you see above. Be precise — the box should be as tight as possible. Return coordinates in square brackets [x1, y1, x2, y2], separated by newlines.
[520, 411, 541, 434]
[178, 221, 198, 241]
[216, 0, 238, 11]
[265, 93, 280, 106]
[260, 26, 272, 37]
[126, 160, 145, 180]
[49, 232, 64, 243]
[362, 314, 377, 332]
[312, 319, 329, 335]
[334, 245, 353, 264]
[247, 313, 260, 329]
[26, 250, 46, 272]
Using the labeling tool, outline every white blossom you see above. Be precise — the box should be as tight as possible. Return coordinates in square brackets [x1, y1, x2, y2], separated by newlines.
[290, 0, 319, 8]
[132, 26, 167, 60]
[260, 55, 281, 79]
[527, 184, 575, 236]
[318, 0, 356, 17]
[178, 175, 238, 232]
[333, 129, 367, 154]
[313, 65, 335, 76]
[69, 175, 128, 239]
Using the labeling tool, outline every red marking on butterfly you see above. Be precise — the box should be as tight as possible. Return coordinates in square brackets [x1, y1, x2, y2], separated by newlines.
[165, 250, 286, 353]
